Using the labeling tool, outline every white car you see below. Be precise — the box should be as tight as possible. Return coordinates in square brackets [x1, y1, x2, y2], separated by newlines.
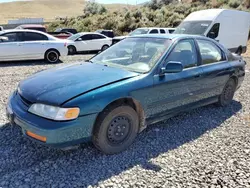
[0, 29, 72, 63]
[112, 27, 176, 44]
[67, 32, 112, 55]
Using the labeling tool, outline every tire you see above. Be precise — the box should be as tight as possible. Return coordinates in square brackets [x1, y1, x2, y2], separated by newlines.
[93, 105, 139, 155]
[101, 45, 109, 51]
[68, 45, 76, 55]
[217, 78, 236, 107]
[45, 50, 59, 63]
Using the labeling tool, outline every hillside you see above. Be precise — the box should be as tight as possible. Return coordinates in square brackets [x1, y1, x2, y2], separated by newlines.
[0, 0, 134, 24]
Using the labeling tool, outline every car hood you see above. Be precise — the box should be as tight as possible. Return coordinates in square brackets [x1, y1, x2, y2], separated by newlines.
[18, 62, 139, 106]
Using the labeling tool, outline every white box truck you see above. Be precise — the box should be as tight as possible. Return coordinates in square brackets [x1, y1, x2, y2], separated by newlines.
[174, 9, 250, 55]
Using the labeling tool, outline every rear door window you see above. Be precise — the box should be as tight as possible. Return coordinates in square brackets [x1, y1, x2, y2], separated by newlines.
[81, 34, 92, 41]
[24, 32, 48, 41]
[149, 29, 159, 34]
[91, 34, 106, 40]
[160, 29, 166, 34]
[197, 39, 225, 65]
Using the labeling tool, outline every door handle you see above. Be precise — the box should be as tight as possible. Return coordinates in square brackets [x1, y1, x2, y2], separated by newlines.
[17, 43, 22, 46]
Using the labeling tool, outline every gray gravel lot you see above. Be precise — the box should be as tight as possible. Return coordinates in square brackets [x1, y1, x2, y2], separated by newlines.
[0, 56, 250, 188]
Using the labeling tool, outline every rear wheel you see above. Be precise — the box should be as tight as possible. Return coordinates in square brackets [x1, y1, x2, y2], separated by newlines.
[101, 45, 109, 51]
[45, 50, 59, 63]
[217, 79, 236, 107]
[93, 105, 139, 154]
[68, 45, 76, 55]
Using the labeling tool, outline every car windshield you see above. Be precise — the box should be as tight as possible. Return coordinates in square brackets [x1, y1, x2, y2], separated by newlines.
[90, 37, 171, 73]
[129, 29, 149, 36]
[68, 33, 81, 41]
[174, 21, 212, 35]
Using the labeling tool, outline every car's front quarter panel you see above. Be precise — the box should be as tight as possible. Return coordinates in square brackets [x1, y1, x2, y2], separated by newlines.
[63, 74, 154, 117]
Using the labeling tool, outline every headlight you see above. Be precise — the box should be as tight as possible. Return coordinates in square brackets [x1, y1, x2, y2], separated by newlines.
[28, 103, 80, 121]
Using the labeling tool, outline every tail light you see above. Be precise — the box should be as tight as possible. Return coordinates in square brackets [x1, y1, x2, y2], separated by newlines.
[64, 42, 67, 47]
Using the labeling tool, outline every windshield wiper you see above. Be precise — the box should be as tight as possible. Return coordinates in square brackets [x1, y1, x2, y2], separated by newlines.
[85, 60, 93, 63]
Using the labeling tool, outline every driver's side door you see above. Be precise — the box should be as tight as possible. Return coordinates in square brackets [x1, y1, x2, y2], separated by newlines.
[146, 39, 204, 117]
[74, 34, 93, 52]
[0, 32, 23, 61]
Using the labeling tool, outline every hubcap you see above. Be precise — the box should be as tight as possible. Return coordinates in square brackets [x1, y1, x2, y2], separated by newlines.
[103, 46, 108, 51]
[48, 52, 58, 62]
[107, 116, 131, 145]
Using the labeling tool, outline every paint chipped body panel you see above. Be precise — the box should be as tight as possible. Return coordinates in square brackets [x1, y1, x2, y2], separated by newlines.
[7, 34, 246, 148]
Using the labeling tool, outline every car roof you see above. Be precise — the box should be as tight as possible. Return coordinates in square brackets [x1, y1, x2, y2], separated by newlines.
[0, 29, 57, 39]
[128, 34, 209, 40]
[18, 24, 45, 28]
[0, 29, 45, 34]
[136, 27, 175, 30]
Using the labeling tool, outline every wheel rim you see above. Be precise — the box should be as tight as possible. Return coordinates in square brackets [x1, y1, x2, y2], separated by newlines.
[223, 84, 234, 101]
[107, 116, 131, 145]
[69, 47, 75, 54]
[102, 46, 108, 51]
[47, 51, 58, 62]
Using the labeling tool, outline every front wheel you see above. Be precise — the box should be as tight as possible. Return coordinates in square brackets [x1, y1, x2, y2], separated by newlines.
[45, 50, 59, 63]
[68, 45, 76, 55]
[93, 105, 139, 155]
[217, 79, 236, 107]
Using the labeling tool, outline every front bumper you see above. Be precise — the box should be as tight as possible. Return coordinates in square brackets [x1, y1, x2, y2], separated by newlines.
[6, 92, 98, 148]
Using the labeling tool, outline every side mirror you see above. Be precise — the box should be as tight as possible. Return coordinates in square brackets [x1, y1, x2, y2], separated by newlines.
[207, 32, 216, 39]
[76, 38, 82, 41]
[161, 61, 183, 74]
[0, 36, 7, 43]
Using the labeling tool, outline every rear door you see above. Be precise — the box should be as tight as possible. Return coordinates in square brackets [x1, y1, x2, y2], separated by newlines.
[196, 39, 232, 99]
[0, 32, 23, 61]
[91, 34, 111, 50]
[21, 32, 48, 59]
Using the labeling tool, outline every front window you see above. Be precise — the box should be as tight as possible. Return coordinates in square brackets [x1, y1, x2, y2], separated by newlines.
[167, 39, 198, 69]
[90, 37, 171, 73]
[174, 21, 212, 35]
[129, 29, 149, 36]
[0, 32, 22, 43]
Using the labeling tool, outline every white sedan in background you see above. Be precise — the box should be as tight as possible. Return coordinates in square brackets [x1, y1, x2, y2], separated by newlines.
[0, 29, 73, 63]
[67, 32, 112, 55]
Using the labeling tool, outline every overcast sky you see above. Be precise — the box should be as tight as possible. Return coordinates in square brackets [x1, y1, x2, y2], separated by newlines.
[0, 0, 149, 4]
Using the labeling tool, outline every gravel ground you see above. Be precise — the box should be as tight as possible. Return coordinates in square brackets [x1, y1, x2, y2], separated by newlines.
[0, 56, 250, 188]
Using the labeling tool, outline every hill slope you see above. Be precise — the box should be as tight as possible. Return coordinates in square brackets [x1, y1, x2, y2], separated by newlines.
[0, 0, 133, 24]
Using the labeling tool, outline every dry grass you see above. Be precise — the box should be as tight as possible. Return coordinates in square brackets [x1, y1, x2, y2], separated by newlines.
[0, 0, 134, 24]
